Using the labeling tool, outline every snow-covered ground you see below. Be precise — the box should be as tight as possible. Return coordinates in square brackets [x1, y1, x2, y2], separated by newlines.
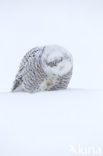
[0, 89, 103, 156]
[0, 0, 103, 155]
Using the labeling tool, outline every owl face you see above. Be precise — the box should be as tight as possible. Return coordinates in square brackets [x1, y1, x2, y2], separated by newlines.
[41, 45, 73, 77]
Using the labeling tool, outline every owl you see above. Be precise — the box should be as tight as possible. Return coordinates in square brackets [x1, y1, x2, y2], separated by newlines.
[12, 45, 73, 93]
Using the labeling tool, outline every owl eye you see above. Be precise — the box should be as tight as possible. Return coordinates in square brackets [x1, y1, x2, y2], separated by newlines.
[46, 57, 63, 67]
[46, 61, 57, 67]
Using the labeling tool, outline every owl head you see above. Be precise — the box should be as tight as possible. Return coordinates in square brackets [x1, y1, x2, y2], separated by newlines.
[41, 45, 73, 77]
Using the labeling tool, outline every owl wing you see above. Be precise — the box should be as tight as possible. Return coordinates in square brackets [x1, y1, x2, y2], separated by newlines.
[12, 47, 41, 92]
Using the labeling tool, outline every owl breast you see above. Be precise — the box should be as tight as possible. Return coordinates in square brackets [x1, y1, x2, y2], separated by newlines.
[40, 75, 58, 91]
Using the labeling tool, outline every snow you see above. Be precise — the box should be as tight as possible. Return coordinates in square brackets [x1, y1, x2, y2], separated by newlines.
[0, 0, 103, 155]
[0, 89, 103, 156]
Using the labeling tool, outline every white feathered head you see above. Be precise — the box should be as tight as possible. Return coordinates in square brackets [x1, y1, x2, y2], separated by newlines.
[41, 45, 73, 76]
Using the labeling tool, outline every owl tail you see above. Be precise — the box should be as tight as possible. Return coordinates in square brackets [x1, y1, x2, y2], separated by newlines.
[12, 79, 23, 92]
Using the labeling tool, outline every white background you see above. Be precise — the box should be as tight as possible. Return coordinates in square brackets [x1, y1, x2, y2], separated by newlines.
[0, 0, 103, 92]
[0, 1, 103, 156]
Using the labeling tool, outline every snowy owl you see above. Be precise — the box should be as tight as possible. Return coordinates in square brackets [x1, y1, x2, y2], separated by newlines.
[12, 45, 73, 93]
